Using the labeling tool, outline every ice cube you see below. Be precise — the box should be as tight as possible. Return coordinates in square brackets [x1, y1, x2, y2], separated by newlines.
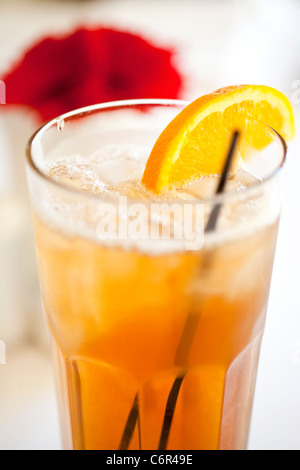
[88, 144, 149, 185]
[44, 158, 107, 195]
[225, 164, 262, 192]
[89, 143, 148, 164]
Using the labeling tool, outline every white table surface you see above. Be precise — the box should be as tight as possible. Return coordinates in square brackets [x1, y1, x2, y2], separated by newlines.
[0, 0, 299, 450]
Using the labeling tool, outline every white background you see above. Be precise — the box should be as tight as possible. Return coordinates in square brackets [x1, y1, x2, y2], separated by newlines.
[0, 0, 299, 450]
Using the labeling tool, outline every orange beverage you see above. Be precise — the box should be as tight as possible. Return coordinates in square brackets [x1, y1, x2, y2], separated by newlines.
[26, 99, 288, 450]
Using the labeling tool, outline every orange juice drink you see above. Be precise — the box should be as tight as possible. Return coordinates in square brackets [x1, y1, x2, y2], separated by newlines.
[26, 94, 293, 450]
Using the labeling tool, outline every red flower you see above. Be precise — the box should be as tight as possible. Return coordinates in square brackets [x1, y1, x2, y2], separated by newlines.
[3, 27, 183, 122]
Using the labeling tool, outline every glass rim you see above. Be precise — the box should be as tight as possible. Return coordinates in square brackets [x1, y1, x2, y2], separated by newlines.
[26, 98, 287, 206]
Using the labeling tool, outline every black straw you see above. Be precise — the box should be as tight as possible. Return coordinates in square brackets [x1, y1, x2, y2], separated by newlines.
[119, 393, 139, 450]
[205, 130, 240, 232]
[119, 130, 240, 451]
[157, 130, 239, 450]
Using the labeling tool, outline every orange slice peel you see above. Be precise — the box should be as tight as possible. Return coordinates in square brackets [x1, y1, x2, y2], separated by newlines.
[142, 85, 295, 194]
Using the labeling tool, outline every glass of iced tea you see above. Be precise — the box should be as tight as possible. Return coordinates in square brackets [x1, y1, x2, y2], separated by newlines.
[26, 99, 287, 450]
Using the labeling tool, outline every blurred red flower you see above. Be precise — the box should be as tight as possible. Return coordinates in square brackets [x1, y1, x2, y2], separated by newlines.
[3, 27, 183, 122]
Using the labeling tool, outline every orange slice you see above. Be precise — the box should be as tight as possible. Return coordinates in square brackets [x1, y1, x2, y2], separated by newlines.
[142, 85, 295, 193]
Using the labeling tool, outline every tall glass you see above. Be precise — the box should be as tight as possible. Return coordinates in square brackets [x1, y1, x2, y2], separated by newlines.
[26, 100, 286, 450]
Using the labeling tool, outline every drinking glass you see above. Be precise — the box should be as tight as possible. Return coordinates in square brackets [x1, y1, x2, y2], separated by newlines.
[26, 99, 286, 450]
